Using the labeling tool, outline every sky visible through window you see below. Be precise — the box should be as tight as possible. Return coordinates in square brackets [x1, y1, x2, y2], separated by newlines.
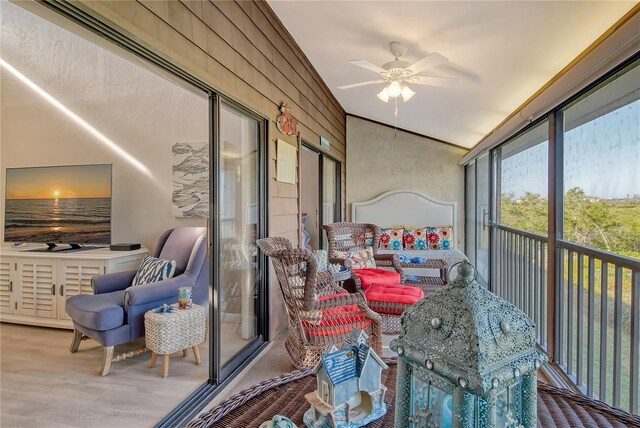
[501, 100, 639, 199]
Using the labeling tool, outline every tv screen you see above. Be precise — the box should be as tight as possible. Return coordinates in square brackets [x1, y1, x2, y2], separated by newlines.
[4, 164, 112, 245]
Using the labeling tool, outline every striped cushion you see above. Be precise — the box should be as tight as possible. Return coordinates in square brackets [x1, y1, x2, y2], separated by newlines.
[131, 256, 176, 286]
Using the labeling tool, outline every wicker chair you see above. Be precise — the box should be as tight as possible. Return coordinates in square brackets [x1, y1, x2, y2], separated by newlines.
[323, 222, 405, 291]
[256, 237, 383, 369]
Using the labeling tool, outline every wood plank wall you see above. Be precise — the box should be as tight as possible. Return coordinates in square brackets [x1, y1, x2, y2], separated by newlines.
[74, 0, 347, 335]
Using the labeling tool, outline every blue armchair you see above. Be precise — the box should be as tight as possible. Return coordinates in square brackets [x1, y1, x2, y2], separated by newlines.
[66, 227, 209, 375]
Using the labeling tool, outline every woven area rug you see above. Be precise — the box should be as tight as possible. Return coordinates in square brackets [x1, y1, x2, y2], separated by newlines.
[188, 360, 640, 428]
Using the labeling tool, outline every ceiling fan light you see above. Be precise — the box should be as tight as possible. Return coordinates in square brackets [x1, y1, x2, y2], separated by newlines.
[401, 85, 416, 102]
[377, 87, 390, 103]
[387, 81, 402, 97]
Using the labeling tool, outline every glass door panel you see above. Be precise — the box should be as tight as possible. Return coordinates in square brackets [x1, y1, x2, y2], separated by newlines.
[321, 157, 339, 249]
[219, 103, 259, 367]
[300, 146, 321, 249]
[465, 161, 477, 267]
[476, 154, 490, 285]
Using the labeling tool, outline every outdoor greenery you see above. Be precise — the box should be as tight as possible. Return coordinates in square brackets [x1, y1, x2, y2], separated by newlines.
[499, 187, 639, 412]
[501, 186, 640, 260]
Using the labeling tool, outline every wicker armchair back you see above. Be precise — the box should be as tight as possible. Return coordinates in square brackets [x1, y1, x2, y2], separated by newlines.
[322, 222, 405, 289]
[323, 222, 380, 257]
[257, 236, 382, 368]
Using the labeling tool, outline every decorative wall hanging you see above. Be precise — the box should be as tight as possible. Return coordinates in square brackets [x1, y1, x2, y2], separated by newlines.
[277, 103, 299, 136]
[172, 142, 209, 218]
[276, 139, 297, 184]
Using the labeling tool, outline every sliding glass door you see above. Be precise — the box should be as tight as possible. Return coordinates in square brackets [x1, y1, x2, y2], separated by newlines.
[300, 142, 341, 250]
[475, 154, 490, 285]
[464, 154, 490, 285]
[215, 100, 267, 378]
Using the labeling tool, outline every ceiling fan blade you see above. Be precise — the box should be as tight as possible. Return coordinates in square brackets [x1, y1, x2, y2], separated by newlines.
[337, 80, 386, 89]
[405, 52, 448, 75]
[409, 76, 457, 87]
[349, 60, 386, 74]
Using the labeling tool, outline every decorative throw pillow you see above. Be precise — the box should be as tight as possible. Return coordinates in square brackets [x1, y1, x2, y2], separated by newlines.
[403, 227, 428, 250]
[352, 231, 374, 247]
[335, 247, 376, 269]
[379, 226, 404, 250]
[131, 256, 177, 286]
[426, 225, 454, 250]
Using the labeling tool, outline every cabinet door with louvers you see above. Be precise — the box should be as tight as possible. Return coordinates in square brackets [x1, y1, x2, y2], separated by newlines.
[59, 260, 104, 320]
[0, 259, 14, 314]
[15, 259, 57, 319]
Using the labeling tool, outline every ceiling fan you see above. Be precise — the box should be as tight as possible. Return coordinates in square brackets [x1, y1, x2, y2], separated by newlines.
[338, 42, 455, 103]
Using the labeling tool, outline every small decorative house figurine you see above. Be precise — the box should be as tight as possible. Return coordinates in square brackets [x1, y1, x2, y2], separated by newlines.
[304, 330, 388, 427]
[391, 261, 547, 428]
[259, 415, 298, 428]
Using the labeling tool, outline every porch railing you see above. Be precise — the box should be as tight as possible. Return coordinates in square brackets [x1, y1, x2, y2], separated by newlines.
[492, 224, 639, 415]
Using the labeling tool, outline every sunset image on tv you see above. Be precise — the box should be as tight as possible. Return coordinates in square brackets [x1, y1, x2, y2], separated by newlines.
[4, 164, 112, 244]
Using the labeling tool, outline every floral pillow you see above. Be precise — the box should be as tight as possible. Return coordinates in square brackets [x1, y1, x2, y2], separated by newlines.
[379, 226, 404, 250]
[403, 227, 428, 250]
[426, 225, 454, 250]
[352, 231, 374, 247]
[335, 246, 376, 269]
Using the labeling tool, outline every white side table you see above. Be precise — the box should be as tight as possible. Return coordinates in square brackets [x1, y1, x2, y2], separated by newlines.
[144, 303, 206, 378]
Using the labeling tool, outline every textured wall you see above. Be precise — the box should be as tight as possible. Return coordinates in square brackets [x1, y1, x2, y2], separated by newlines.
[0, 1, 208, 252]
[346, 116, 467, 249]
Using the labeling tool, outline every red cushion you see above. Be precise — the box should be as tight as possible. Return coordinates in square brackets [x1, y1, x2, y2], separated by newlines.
[354, 268, 401, 290]
[366, 284, 424, 314]
[318, 293, 349, 301]
[302, 304, 373, 337]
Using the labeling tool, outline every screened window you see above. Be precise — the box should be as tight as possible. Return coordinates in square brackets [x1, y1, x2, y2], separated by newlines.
[562, 63, 640, 258]
[499, 121, 549, 235]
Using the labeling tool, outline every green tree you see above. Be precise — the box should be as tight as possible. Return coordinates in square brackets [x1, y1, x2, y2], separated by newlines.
[500, 192, 547, 236]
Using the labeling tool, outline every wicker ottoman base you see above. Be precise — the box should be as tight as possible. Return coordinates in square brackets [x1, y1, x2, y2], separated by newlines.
[144, 304, 206, 378]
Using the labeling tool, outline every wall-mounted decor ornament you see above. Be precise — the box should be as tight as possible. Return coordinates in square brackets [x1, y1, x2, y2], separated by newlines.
[277, 103, 299, 136]
[304, 330, 388, 427]
[172, 142, 209, 218]
[391, 261, 547, 428]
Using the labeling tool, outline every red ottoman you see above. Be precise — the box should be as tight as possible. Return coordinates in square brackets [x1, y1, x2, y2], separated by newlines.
[364, 283, 424, 334]
[365, 283, 424, 314]
[354, 268, 402, 290]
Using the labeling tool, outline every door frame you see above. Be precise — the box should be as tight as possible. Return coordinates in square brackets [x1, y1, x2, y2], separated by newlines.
[299, 141, 342, 249]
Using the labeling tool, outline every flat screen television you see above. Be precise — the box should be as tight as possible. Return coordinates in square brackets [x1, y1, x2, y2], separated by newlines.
[4, 164, 112, 251]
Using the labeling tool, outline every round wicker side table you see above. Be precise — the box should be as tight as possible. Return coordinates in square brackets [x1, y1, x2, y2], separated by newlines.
[144, 303, 206, 378]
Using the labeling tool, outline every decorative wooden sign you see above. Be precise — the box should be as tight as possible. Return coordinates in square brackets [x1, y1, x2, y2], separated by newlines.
[277, 103, 299, 136]
[276, 139, 296, 184]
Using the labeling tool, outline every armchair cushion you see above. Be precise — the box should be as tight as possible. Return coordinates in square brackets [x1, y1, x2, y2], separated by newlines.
[125, 274, 195, 307]
[302, 304, 373, 337]
[92, 270, 137, 294]
[65, 290, 125, 331]
[353, 268, 402, 290]
[131, 256, 176, 286]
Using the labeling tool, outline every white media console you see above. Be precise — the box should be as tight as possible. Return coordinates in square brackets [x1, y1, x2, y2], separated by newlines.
[0, 246, 148, 329]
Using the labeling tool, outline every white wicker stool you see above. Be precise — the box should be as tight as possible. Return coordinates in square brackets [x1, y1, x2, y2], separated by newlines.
[144, 303, 205, 378]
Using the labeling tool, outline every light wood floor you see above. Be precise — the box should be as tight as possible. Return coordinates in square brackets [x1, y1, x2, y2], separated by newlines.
[1, 322, 209, 428]
[1, 323, 401, 427]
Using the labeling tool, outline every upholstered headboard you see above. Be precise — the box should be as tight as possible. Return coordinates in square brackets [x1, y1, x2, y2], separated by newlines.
[352, 190, 458, 247]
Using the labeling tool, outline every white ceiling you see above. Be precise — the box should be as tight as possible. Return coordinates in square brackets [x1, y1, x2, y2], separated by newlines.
[268, 1, 636, 148]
